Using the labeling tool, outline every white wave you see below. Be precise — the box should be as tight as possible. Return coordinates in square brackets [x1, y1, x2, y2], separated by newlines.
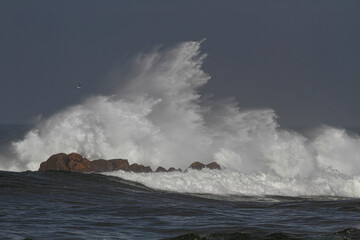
[4, 40, 360, 197]
[104, 168, 360, 198]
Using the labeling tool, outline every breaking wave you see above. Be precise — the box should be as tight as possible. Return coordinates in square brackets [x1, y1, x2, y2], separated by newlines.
[4, 40, 360, 197]
[105, 168, 360, 198]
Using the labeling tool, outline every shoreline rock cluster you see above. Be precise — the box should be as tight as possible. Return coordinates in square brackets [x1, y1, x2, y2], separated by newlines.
[38, 153, 221, 173]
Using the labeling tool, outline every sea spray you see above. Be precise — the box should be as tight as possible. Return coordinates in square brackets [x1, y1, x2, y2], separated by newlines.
[5, 40, 360, 197]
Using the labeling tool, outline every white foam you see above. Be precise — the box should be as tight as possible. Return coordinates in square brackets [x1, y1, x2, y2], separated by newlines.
[104, 168, 360, 198]
[4, 40, 360, 197]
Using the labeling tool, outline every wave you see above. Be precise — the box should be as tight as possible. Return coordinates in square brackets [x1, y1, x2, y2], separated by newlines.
[3, 40, 360, 197]
[103, 168, 360, 198]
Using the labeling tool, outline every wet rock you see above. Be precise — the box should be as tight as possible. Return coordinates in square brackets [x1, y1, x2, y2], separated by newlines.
[39, 153, 70, 171]
[155, 166, 167, 172]
[68, 153, 93, 172]
[91, 159, 129, 172]
[206, 162, 221, 170]
[128, 163, 153, 173]
[39, 153, 220, 174]
[168, 167, 182, 172]
[188, 161, 206, 170]
[109, 159, 129, 171]
[188, 161, 221, 170]
[39, 153, 130, 173]
[39, 153, 93, 172]
[91, 159, 114, 172]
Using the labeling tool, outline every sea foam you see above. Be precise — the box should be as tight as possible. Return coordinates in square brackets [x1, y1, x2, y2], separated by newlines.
[5, 40, 360, 197]
[104, 169, 360, 198]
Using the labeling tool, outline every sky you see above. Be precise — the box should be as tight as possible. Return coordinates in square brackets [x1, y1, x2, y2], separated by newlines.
[0, 0, 359, 129]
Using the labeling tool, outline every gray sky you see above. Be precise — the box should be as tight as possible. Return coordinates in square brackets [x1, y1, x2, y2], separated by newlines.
[1, 0, 359, 128]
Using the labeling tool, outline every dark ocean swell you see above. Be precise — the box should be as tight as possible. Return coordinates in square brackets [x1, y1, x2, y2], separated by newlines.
[1, 170, 360, 240]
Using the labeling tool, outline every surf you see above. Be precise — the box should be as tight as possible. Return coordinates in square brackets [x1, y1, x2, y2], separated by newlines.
[2, 40, 360, 197]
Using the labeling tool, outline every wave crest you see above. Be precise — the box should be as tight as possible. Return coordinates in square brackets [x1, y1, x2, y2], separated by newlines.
[7, 40, 360, 197]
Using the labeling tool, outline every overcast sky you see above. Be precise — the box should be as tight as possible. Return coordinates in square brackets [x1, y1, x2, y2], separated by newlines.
[1, 0, 359, 129]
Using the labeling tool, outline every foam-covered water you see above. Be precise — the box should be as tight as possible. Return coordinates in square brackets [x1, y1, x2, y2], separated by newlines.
[104, 168, 360, 198]
[3, 40, 360, 197]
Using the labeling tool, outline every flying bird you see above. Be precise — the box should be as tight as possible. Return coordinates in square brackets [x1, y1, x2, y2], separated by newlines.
[77, 83, 81, 89]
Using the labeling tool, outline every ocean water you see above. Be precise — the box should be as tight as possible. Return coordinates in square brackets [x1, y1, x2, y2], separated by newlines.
[1, 41, 360, 239]
[1, 168, 360, 240]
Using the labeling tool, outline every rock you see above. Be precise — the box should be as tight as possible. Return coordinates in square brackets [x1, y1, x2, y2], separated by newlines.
[128, 163, 153, 173]
[91, 159, 129, 172]
[91, 159, 113, 172]
[188, 161, 221, 170]
[68, 152, 83, 162]
[206, 162, 221, 170]
[39, 153, 129, 173]
[38, 153, 220, 173]
[109, 159, 129, 171]
[188, 161, 206, 170]
[168, 167, 182, 172]
[68, 153, 93, 172]
[155, 166, 167, 172]
[39, 153, 70, 171]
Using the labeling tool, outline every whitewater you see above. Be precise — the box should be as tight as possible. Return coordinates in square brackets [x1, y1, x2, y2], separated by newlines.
[3, 40, 360, 198]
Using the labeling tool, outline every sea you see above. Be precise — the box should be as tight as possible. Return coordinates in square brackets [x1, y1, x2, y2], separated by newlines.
[1, 41, 360, 239]
[1, 125, 360, 240]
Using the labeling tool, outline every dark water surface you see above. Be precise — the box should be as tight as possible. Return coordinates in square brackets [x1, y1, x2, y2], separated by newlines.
[1, 125, 360, 239]
[1, 170, 360, 240]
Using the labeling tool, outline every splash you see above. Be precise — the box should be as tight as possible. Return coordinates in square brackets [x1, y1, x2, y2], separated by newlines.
[5, 40, 360, 197]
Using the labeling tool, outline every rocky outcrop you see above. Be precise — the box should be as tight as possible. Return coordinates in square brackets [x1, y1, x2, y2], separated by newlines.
[205, 162, 221, 170]
[188, 161, 206, 170]
[91, 159, 113, 172]
[39, 153, 130, 173]
[39, 153, 93, 172]
[188, 161, 221, 170]
[39, 153, 70, 171]
[38, 153, 221, 173]
[128, 163, 152, 173]
[110, 159, 130, 171]
[68, 153, 93, 172]
[155, 166, 167, 172]
[91, 159, 129, 172]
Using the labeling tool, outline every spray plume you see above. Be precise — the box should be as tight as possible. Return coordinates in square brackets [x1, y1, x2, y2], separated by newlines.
[5, 41, 360, 197]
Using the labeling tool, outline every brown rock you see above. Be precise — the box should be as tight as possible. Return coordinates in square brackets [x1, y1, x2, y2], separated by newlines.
[68, 153, 93, 172]
[68, 152, 83, 162]
[109, 159, 129, 171]
[39, 153, 221, 174]
[188, 161, 221, 170]
[128, 163, 153, 173]
[39, 153, 130, 173]
[86, 159, 129, 172]
[39, 153, 70, 171]
[206, 162, 221, 170]
[91, 159, 113, 172]
[155, 166, 167, 172]
[188, 161, 206, 170]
